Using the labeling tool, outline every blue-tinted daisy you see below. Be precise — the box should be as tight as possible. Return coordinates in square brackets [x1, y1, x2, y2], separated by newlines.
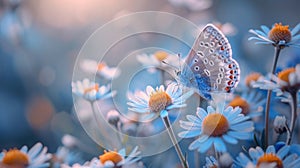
[52, 147, 84, 168]
[254, 64, 300, 100]
[80, 59, 120, 80]
[178, 106, 254, 153]
[136, 51, 180, 73]
[249, 23, 300, 48]
[235, 145, 300, 168]
[0, 142, 51, 168]
[127, 82, 193, 117]
[72, 78, 116, 102]
[204, 156, 218, 168]
[228, 90, 265, 119]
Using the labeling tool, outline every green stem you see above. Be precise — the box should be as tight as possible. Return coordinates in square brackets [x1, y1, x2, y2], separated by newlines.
[161, 112, 189, 168]
[264, 46, 281, 148]
[286, 92, 298, 145]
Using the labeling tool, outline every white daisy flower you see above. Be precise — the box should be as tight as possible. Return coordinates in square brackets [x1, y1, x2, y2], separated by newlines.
[178, 105, 254, 153]
[136, 51, 180, 74]
[235, 145, 300, 168]
[52, 146, 84, 168]
[63, 147, 142, 168]
[72, 78, 116, 102]
[127, 82, 194, 117]
[249, 23, 300, 48]
[228, 89, 265, 119]
[0, 142, 51, 168]
[254, 64, 300, 101]
[80, 59, 120, 80]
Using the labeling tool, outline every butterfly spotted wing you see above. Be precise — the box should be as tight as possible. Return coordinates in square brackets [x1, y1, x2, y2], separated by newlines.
[179, 24, 240, 100]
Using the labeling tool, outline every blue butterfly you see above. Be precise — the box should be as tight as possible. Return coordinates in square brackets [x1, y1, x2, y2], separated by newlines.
[178, 24, 240, 100]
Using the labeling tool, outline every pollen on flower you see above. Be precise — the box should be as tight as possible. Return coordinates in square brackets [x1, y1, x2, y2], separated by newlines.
[154, 51, 168, 61]
[84, 84, 99, 94]
[278, 67, 295, 83]
[202, 113, 229, 136]
[268, 23, 292, 44]
[257, 153, 283, 168]
[228, 96, 250, 115]
[148, 90, 172, 113]
[2, 149, 29, 166]
[97, 62, 107, 71]
[99, 150, 122, 164]
[245, 72, 261, 86]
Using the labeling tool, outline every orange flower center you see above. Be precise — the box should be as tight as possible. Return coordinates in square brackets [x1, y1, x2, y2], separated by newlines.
[154, 51, 168, 61]
[268, 23, 292, 44]
[2, 149, 29, 166]
[245, 72, 262, 87]
[83, 84, 99, 94]
[278, 67, 295, 83]
[97, 63, 106, 71]
[257, 153, 283, 168]
[228, 96, 250, 115]
[202, 113, 229, 136]
[148, 90, 172, 113]
[99, 151, 122, 164]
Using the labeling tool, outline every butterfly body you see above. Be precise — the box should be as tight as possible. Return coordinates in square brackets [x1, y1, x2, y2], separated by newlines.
[178, 24, 240, 100]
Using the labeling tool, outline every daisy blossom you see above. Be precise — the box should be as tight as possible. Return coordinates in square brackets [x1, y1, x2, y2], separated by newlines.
[249, 23, 300, 48]
[127, 82, 193, 117]
[236, 145, 300, 168]
[72, 78, 116, 102]
[178, 105, 254, 153]
[80, 59, 120, 80]
[0, 142, 51, 168]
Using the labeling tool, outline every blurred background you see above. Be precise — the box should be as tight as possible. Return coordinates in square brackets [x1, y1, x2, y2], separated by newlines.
[0, 0, 299, 159]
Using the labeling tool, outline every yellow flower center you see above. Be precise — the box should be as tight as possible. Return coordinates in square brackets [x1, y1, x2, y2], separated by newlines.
[228, 96, 250, 115]
[99, 150, 122, 164]
[278, 67, 295, 83]
[154, 51, 168, 61]
[148, 90, 172, 113]
[83, 84, 99, 94]
[257, 153, 283, 168]
[268, 23, 292, 44]
[97, 62, 106, 71]
[202, 113, 229, 136]
[245, 72, 262, 87]
[2, 149, 29, 166]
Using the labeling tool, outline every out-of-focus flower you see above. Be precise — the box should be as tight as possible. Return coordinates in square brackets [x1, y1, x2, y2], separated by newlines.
[136, 51, 180, 74]
[235, 145, 300, 168]
[0, 142, 51, 168]
[80, 59, 120, 80]
[219, 153, 233, 168]
[245, 72, 263, 88]
[178, 105, 254, 153]
[249, 23, 300, 48]
[106, 110, 121, 127]
[63, 147, 142, 168]
[228, 90, 265, 119]
[72, 78, 116, 102]
[127, 83, 193, 118]
[204, 156, 218, 168]
[52, 147, 84, 168]
[273, 115, 287, 134]
[254, 64, 300, 99]
[168, 0, 212, 11]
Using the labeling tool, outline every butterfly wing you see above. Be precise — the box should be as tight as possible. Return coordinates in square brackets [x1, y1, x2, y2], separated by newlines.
[181, 24, 240, 100]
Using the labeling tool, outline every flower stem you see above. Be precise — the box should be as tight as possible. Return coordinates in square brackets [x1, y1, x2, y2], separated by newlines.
[161, 112, 189, 168]
[264, 46, 281, 148]
[286, 92, 298, 145]
[90, 101, 122, 148]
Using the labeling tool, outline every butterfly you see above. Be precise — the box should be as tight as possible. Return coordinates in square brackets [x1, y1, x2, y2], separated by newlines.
[177, 24, 240, 100]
